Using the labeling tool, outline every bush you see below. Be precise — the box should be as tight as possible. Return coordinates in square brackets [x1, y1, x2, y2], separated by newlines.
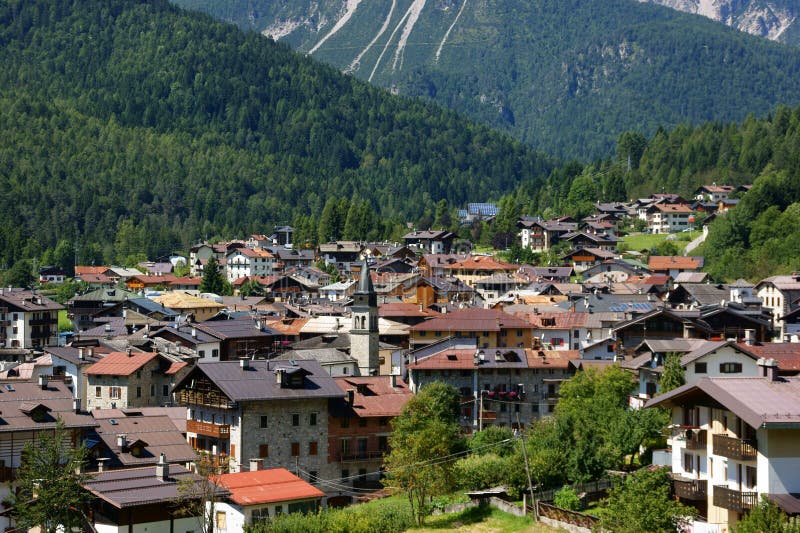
[554, 485, 582, 511]
[248, 499, 414, 533]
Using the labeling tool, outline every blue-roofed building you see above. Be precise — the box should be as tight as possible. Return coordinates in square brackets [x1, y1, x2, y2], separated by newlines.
[459, 203, 499, 224]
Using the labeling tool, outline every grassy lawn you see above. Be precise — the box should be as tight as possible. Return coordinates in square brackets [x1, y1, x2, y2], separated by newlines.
[58, 309, 72, 332]
[622, 232, 692, 253]
[414, 506, 564, 532]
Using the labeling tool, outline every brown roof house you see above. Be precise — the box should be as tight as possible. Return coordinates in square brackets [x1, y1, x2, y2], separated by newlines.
[647, 359, 800, 531]
[0, 288, 64, 349]
[0, 379, 96, 532]
[173, 359, 344, 482]
[85, 351, 189, 410]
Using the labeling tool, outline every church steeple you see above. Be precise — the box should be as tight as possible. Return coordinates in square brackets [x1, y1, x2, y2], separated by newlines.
[351, 260, 379, 375]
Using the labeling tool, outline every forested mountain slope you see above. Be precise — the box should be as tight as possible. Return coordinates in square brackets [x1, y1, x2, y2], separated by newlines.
[173, 0, 800, 159]
[0, 0, 552, 267]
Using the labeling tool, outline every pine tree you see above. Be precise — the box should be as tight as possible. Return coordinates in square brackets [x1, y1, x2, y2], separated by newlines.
[199, 256, 226, 295]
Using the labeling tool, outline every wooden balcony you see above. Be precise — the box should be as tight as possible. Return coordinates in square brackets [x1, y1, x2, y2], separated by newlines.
[30, 329, 54, 339]
[186, 419, 230, 439]
[28, 317, 57, 326]
[713, 485, 758, 512]
[713, 434, 757, 461]
[672, 477, 707, 501]
[685, 429, 707, 450]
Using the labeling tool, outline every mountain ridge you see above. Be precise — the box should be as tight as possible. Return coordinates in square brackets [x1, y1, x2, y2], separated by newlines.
[173, 0, 800, 159]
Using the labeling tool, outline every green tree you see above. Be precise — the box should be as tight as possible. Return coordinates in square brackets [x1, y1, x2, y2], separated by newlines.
[199, 257, 226, 295]
[659, 352, 685, 394]
[3, 259, 35, 288]
[598, 468, 695, 533]
[468, 426, 515, 456]
[734, 496, 800, 533]
[11, 422, 92, 533]
[433, 199, 453, 230]
[565, 175, 599, 219]
[617, 131, 647, 171]
[383, 382, 465, 525]
[175, 454, 226, 533]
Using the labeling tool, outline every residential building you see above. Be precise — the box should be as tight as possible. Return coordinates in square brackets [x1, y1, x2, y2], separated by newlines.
[85, 350, 188, 410]
[406, 337, 576, 430]
[38, 266, 66, 284]
[646, 203, 693, 233]
[647, 360, 800, 531]
[43, 344, 107, 406]
[326, 376, 412, 502]
[407, 308, 533, 349]
[755, 273, 800, 335]
[694, 184, 738, 202]
[403, 230, 456, 254]
[150, 292, 226, 322]
[213, 466, 325, 530]
[82, 458, 227, 533]
[647, 256, 704, 279]
[66, 288, 139, 332]
[225, 247, 278, 283]
[441, 255, 518, 288]
[173, 359, 344, 476]
[0, 288, 63, 349]
[0, 379, 97, 532]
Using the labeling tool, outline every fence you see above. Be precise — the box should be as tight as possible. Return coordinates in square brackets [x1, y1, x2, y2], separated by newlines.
[537, 477, 614, 503]
[537, 501, 599, 531]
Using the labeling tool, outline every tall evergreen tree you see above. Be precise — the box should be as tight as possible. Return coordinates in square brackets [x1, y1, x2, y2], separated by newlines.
[199, 257, 226, 295]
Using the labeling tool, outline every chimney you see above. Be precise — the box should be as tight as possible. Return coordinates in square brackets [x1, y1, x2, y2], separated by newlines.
[38, 375, 48, 390]
[156, 453, 169, 481]
[757, 358, 779, 381]
[390, 374, 397, 388]
[249, 458, 263, 472]
[126, 347, 132, 357]
[78, 347, 85, 360]
[347, 389, 355, 406]
[117, 434, 127, 448]
[88, 347, 94, 357]
[73, 398, 81, 414]
[97, 458, 109, 472]
[744, 329, 755, 346]
[191, 327, 197, 338]
[240, 358, 249, 370]
[683, 323, 694, 339]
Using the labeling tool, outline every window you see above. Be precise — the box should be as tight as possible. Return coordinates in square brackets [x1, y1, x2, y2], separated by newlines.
[340, 418, 350, 428]
[212, 349, 219, 358]
[341, 469, 350, 481]
[500, 330, 508, 337]
[720, 362, 742, 374]
[162, 385, 169, 397]
[684, 453, 694, 474]
[378, 435, 388, 452]
[308, 471, 318, 483]
[95, 386, 101, 398]
[251, 508, 269, 524]
[291, 442, 299, 457]
[309, 413, 317, 426]
[695, 362, 707, 373]
[259, 444, 269, 458]
[215, 511, 227, 531]
[517, 329, 523, 337]
[419, 331, 427, 337]
[340, 438, 350, 456]
[110, 387, 121, 400]
[358, 418, 367, 428]
[136, 370, 141, 379]
[260, 415, 268, 429]
[434, 331, 442, 337]
[309, 441, 318, 455]
[150, 384, 155, 397]
[292, 413, 300, 426]
[136, 386, 142, 398]
[198, 350, 205, 358]
[379, 417, 388, 427]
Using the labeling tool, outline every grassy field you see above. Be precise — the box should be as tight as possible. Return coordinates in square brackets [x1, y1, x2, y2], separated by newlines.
[58, 309, 72, 332]
[622, 232, 694, 253]
[415, 506, 564, 532]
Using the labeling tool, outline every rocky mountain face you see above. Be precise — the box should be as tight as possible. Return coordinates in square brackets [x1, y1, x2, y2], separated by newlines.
[171, 0, 800, 159]
[642, 0, 799, 44]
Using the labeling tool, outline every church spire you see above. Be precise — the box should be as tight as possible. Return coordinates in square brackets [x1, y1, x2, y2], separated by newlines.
[356, 259, 375, 295]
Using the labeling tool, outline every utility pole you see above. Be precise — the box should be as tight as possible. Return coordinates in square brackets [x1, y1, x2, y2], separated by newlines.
[479, 392, 484, 431]
[517, 413, 538, 521]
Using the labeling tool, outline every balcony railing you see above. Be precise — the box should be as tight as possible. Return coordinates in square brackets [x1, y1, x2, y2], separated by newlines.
[713, 485, 758, 512]
[29, 318, 57, 326]
[339, 450, 384, 462]
[30, 329, 54, 339]
[685, 429, 707, 450]
[713, 434, 757, 461]
[672, 477, 707, 501]
[186, 419, 231, 439]
[41, 374, 73, 385]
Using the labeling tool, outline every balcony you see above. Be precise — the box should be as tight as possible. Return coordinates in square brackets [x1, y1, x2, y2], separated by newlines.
[713, 485, 758, 512]
[42, 374, 73, 385]
[685, 429, 708, 450]
[30, 329, 53, 339]
[186, 419, 231, 439]
[339, 450, 384, 462]
[672, 477, 707, 501]
[713, 434, 757, 461]
[28, 317, 57, 326]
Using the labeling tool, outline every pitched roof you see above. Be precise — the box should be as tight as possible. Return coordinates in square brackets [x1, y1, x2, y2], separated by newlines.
[150, 292, 225, 310]
[0, 381, 96, 433]
[216, 468, 324, 506]
[647, 256, 704, 271]
[332, 376, 413, 418]
[85, 352, 160, 376]
[0, 288, 64, 312]
[735, 342, 800, 371]
[646, 376, 800, 429]
[91, 413, 196, 466]
[408, 308, 530, 332]
[83, 465, 227, 508]
[174, 360, 344, 402]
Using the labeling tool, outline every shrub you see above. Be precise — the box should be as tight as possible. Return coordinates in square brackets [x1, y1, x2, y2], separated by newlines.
[554, 485, 582, 511]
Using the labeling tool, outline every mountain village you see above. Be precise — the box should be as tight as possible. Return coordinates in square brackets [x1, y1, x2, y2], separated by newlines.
[1, 184, 799, 532]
